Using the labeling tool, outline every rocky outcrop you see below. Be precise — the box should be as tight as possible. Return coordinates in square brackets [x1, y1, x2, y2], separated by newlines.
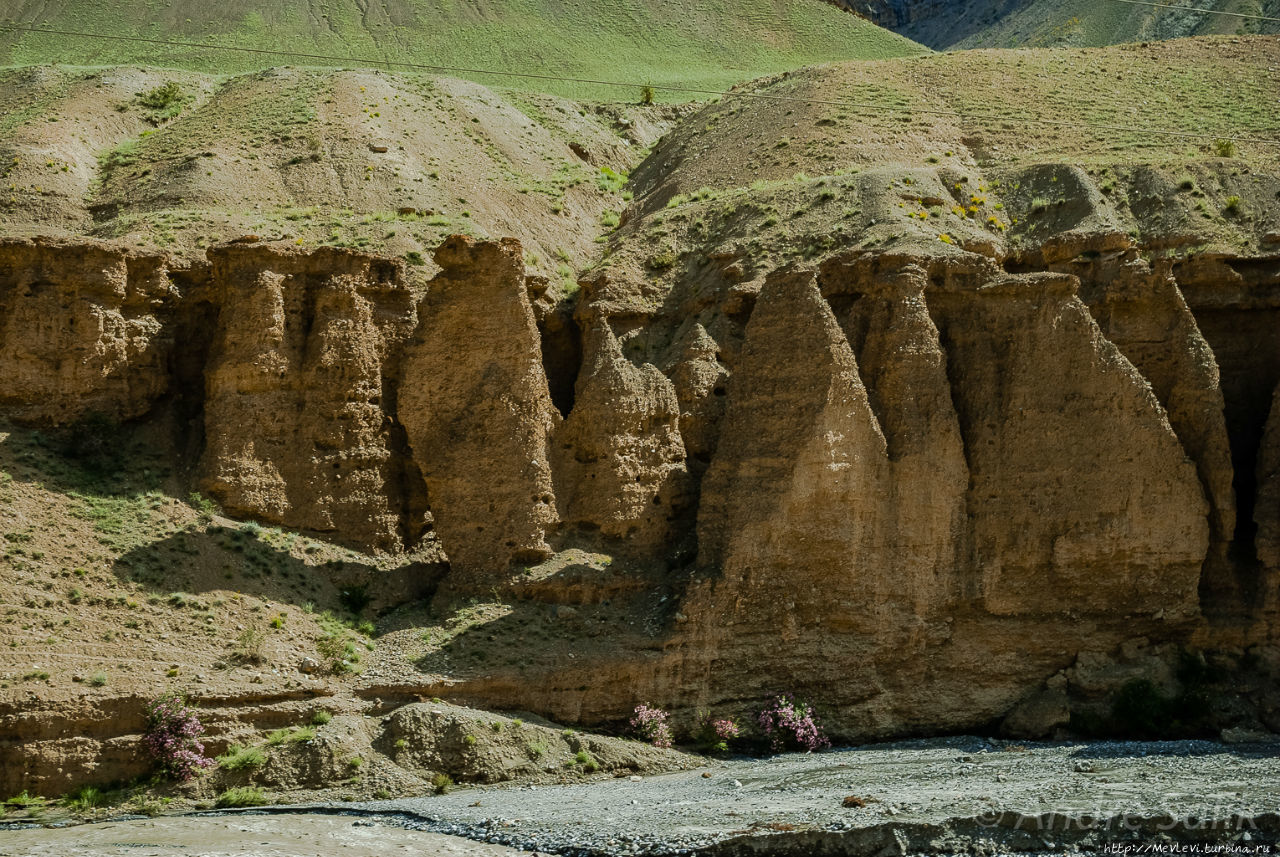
[199, 246, 418, 552]
[697, 267, 890, 595]
[663, 257, 1216, 736]
[664, 321, 730, 471]
[0, 239, 174, 424]
[554, 321, 691, 553]
[398, 236, 561, 582]
[0, 220, 1276, 750]
[1074, 254, 1235, 548]
[822, 259, 968, 614]
[829, 0, 1280, 49]
[825, 0, 1026, 48]
[930, 271, 1209, 617]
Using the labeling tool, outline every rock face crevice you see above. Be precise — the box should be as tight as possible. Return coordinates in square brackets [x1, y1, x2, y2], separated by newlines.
[1176, 255, 1280, 613]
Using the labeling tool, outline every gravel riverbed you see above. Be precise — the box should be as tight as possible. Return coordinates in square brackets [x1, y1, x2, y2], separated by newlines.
[338, 736, 1280, 855]
[6, 738, 1276, 856]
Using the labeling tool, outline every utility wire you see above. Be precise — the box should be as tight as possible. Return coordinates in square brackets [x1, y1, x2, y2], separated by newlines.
[0, 21, 1278, 144]
[1100, 0, 1280, 22]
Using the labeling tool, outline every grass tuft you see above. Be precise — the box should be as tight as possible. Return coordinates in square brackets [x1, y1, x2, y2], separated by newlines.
[215, 786, 267, 808]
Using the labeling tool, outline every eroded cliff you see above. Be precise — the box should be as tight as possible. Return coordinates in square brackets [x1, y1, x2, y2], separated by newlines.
[2, 43, 1280, 797]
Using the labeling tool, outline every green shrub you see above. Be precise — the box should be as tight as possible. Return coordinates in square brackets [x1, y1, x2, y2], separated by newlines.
[640, 85, 655, 105]
[58, 413, 120, 474]
[596, 167, 628, 193]
[63, 785, 106, 811]
[1110, 669, 1211, 739]
[1224, 195, 1242, 215]
[188, 492, 217, 524]
[646, 249, 678, 270]
[231, 627, 264, 665]
[1112, 679, 1167, 736]
[218, 744, 267, 771]
[1214, 138, 1237, 158]
[215, 786, 267, 808]
[88, 671, 108, 687]
[6, 791, 44, 808]
[287, 726, 316, 743]
[136, 82, 189, 121]
[431, 773, 453, 795]
[316, 612, 362, 674]
[311, 710, 332, 726]
[339, 586, 370, 616]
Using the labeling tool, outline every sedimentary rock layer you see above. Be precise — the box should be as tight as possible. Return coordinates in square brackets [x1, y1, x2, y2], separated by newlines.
[0, 221, 1276, 740]
[199, 246, 418, 552]
[0, 239, 173, 424]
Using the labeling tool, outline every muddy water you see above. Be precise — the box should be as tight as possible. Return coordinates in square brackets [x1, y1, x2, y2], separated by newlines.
[0, 813, 519, 857]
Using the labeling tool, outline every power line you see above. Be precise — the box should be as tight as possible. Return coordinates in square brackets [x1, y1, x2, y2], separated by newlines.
[0, 21, 1277, 145]
[1100, 0, 1280, 22]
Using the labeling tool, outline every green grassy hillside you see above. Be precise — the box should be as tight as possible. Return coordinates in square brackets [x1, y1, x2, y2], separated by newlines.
[0, 0, 926, 99]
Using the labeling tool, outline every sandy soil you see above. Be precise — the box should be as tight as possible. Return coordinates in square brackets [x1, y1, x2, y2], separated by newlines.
[0, 813, 519, 857]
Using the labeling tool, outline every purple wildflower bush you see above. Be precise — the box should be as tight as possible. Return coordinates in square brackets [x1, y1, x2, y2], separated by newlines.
[694, 711, 742, 754]
[629, 703, 673, 748]
[142, 692, 215, 781]
[757, 693, 830, 753]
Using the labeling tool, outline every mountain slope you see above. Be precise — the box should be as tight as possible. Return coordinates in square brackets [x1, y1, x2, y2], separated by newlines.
[841, 0, 1280, 48]
[0, 64, 679, 278]
[0, 0, 926, 98]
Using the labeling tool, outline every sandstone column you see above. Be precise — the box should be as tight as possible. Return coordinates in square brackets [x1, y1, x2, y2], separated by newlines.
[399, 236, 560, 584]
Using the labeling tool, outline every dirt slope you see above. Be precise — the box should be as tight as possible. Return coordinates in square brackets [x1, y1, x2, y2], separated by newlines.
[0, 64, 682, 280]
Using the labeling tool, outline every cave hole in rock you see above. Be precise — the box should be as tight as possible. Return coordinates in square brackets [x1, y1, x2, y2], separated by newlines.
[165, 268, 218, 461]
[538, 305, 581, 418]
[1188, 304, 1280, 603]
